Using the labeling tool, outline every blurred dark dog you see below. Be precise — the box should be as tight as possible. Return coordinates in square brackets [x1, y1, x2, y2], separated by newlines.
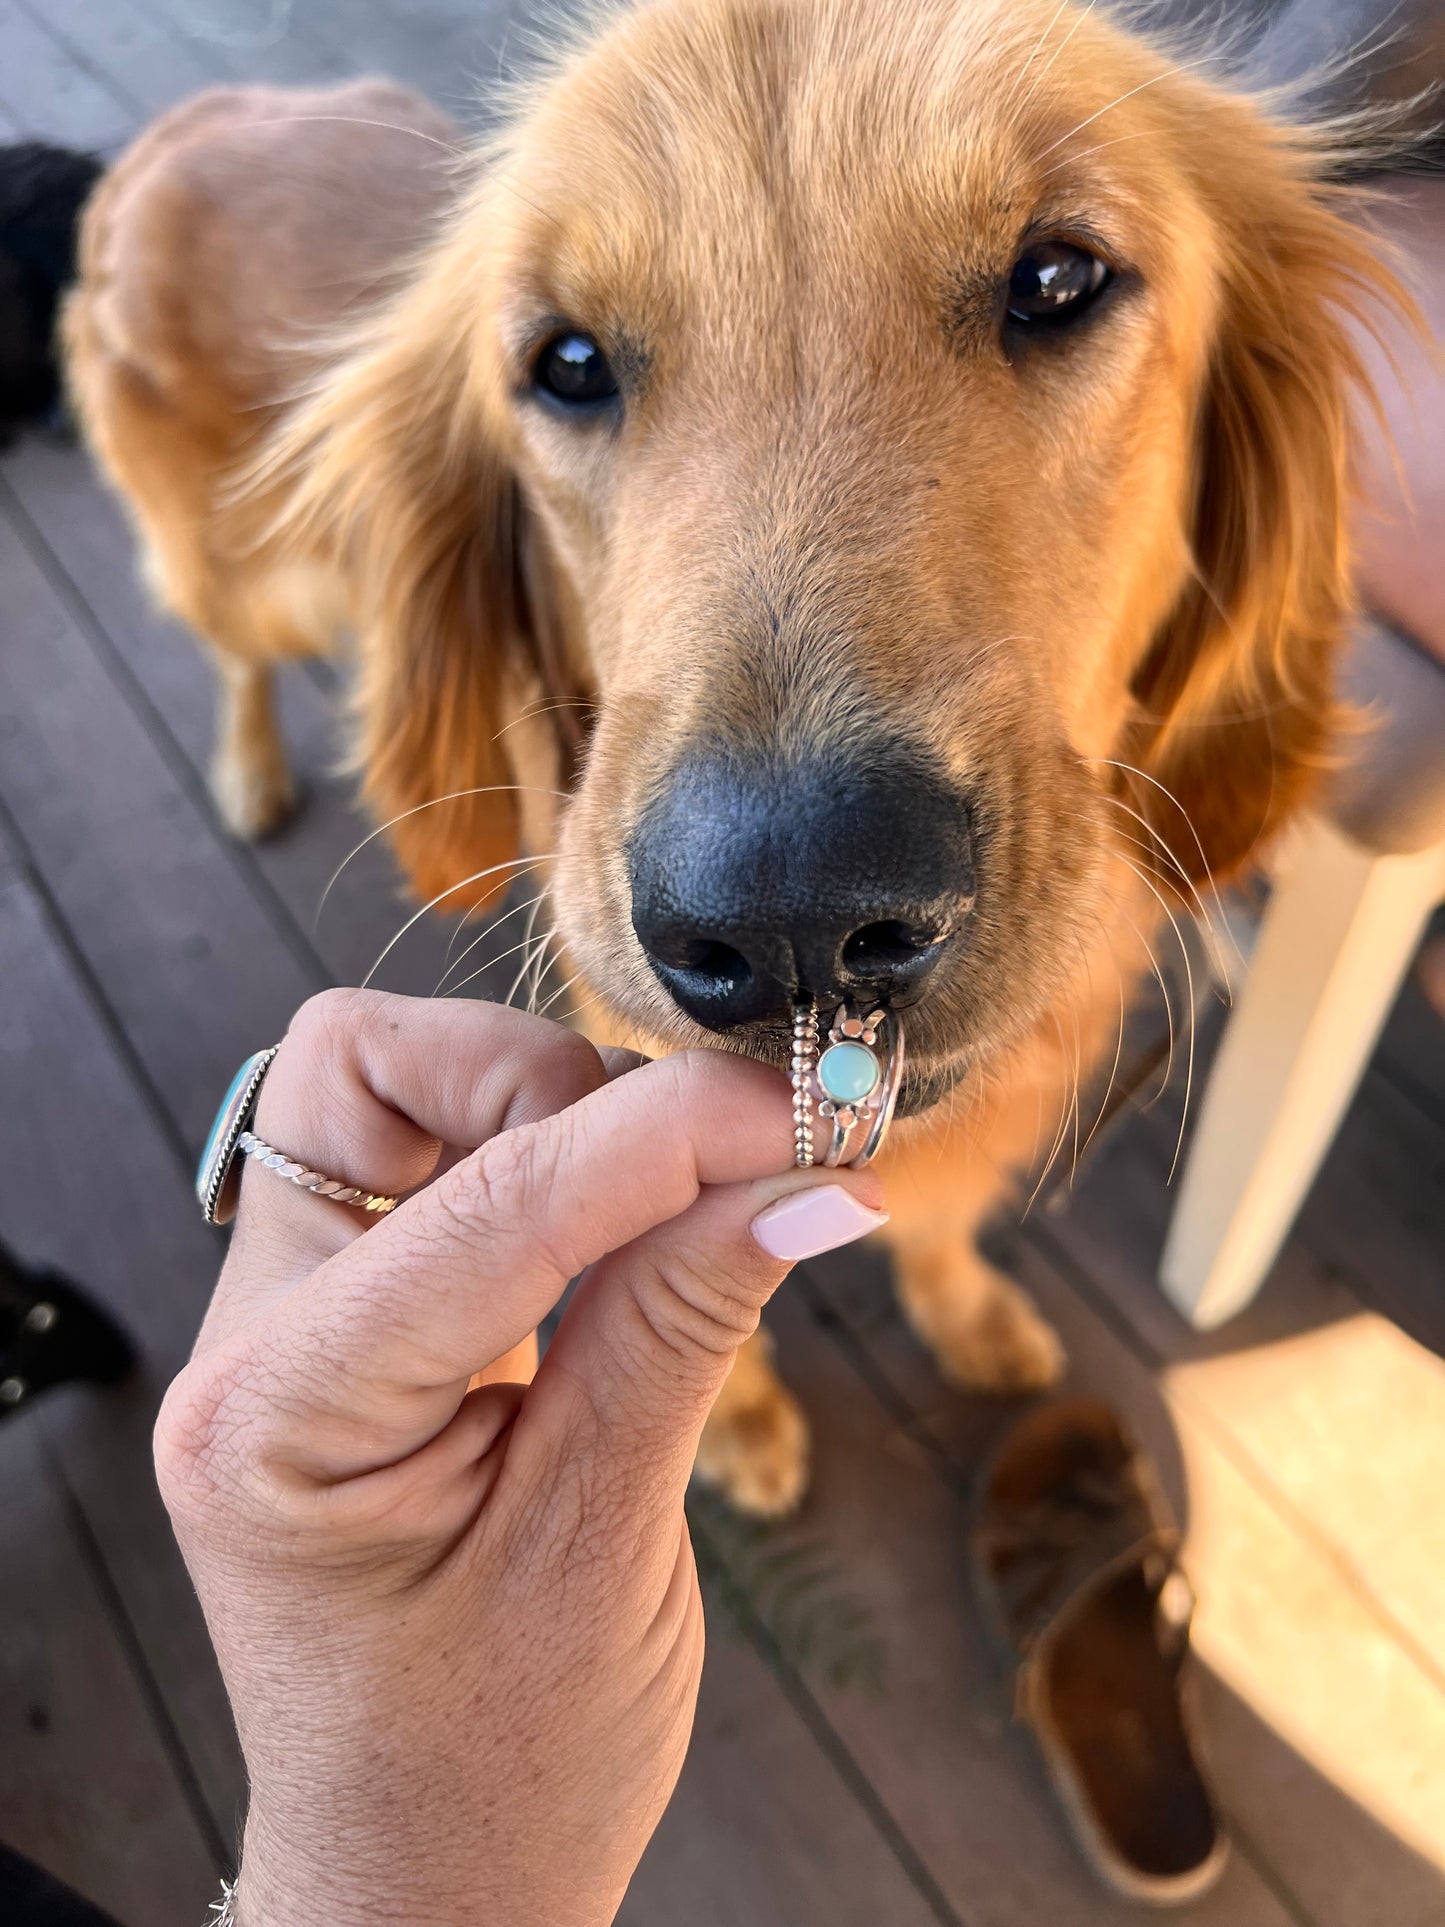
[0, 140, 102, 440]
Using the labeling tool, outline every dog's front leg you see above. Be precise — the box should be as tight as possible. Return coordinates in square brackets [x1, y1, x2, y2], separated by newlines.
[693, 1326, 811, 1518]
[877, 1063, 1068, 1396]
[209, 648, 296, 840]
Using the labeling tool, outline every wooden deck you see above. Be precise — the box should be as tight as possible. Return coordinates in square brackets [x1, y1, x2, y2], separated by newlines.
[3, 5, 1444, 1923]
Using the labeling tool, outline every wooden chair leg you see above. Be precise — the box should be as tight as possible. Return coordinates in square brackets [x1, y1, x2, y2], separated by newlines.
[1160, 816, 1445, 1330]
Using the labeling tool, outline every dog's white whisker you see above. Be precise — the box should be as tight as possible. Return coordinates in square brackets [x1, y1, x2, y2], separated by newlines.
[999, 0, 1073, 129]
[435, 882, 551, 996]
[1077, 916, 1129, 1165]
[1037, 128, 1158, 178]
[503, 897, 548, 1012]
[362, 856, 541, 990]
[443, 921, 560, 1001]
[1011, 0, 1100, 130]
[1067, 998, 1086, 1188]
[439, 867, 550, 968]
[268, 115, 470, 160]
[1028, 58, 1214, 165]
[314, 791, 562, 929]
[490, 698, 596, 744]
[1111, 851, 1199, 1179]
[1024, 1011, 1079, 1215]
[1111, 897, 1179, 1107]
[553, 982, 613, 1030]
[535, 966, 588, 1020]
[1102, 806, 1235, 999]
[527, 922, 559, 1014]
[1090, 756, 1242, 981]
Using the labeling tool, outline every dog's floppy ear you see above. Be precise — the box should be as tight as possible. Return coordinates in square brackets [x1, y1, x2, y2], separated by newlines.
[1123, 148, 1407, 889]
[266, 249, 569, 913]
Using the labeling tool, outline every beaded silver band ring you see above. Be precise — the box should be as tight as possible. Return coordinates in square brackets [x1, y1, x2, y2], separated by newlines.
[235, 1131, 398, 1215]
[791, 999, 905, 1169]
[791, 1004, 820, 1167]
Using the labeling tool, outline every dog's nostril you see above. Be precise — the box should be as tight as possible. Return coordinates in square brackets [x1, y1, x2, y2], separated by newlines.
[670, 937, 753, 987]
[842, 919, 948, 978]
[637, 928, 778, 1029]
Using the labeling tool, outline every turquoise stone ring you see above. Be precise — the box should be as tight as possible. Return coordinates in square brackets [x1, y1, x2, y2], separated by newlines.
[196, 1046, 279, 1225]
[817, 1040, 882, 1107]
[791, 1000, 905, 1169]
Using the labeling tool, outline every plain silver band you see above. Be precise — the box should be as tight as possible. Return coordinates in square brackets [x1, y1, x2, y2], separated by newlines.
[850, 1015, 906, 1168]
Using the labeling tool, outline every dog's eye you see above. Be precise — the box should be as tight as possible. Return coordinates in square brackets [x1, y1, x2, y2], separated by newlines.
[532, 332, 619, 407]
[1006, 242, 1109, 325]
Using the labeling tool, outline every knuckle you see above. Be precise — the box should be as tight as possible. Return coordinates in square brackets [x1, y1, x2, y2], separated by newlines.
[497, 1024, 605, 1130]
[284, 985, 386, 1070]
[153, 1349, 264, 1518]
[540, 1024, 603, 1087]
[641, 1247, 765, 1359]
[154, 1335, 319, 1529]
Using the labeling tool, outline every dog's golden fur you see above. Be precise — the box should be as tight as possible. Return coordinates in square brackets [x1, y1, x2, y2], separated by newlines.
[67, 1, 1402, 1514]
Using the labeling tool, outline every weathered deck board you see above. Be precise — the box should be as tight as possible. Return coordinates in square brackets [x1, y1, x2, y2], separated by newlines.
[1, 443, 462, 1008]
[0, 481, 324, 1149]
[623, 1631, 948, 1927]
[0, 0, 137, 146]
[0, 1399, 219, 1927]
[12, 0, 228, 123]
[0, 856, 246, 1859]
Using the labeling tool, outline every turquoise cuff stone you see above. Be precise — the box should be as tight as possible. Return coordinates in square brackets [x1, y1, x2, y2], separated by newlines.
[817, 1038, 882, 1106]
[196, 1046, 279, 1225]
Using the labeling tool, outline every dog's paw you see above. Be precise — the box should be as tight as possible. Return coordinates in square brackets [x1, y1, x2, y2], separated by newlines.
[210, 749, 296, 841]
[896, 1241, 1066, 1395]
[695, 1363, 810, 1517]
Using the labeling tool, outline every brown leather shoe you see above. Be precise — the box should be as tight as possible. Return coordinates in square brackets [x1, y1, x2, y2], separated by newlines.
[974, 1399, 1228, 1906]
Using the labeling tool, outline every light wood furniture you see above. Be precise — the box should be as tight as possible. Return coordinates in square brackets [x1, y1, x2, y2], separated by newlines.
[1161, 814, 1445, 1329]
[1163, 618, 1445, 1328]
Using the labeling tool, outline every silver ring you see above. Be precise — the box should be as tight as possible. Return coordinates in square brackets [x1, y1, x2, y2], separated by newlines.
[791, 1004, 820, 1167]
[792, 1001, 905, 1169]
[197, 1046, 280, 1225]
[236, 1131, 398, 1215]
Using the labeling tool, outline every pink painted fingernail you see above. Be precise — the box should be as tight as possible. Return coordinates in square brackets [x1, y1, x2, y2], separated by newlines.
[750, 1186, 889, 1262]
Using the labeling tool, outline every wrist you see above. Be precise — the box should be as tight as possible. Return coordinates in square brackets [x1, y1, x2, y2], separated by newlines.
[236, 1805, 450, 1927]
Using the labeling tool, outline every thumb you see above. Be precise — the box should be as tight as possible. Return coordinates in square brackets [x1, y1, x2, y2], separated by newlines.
[522, 1169, 887, 1509]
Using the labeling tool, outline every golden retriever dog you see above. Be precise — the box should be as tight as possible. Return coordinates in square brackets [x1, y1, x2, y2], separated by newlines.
[66, 0, 1400, 1515]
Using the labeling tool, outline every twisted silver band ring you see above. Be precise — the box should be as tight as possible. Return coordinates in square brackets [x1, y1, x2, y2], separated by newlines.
[235, 1131, 398, 1215]
[196, 1044, 398, 1225]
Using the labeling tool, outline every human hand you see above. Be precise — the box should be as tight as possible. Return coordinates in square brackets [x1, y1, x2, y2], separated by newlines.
[155, 990, 886, 1927]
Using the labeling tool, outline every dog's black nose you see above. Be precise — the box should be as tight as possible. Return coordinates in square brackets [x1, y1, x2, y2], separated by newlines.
[628, 747, 975, 1031]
